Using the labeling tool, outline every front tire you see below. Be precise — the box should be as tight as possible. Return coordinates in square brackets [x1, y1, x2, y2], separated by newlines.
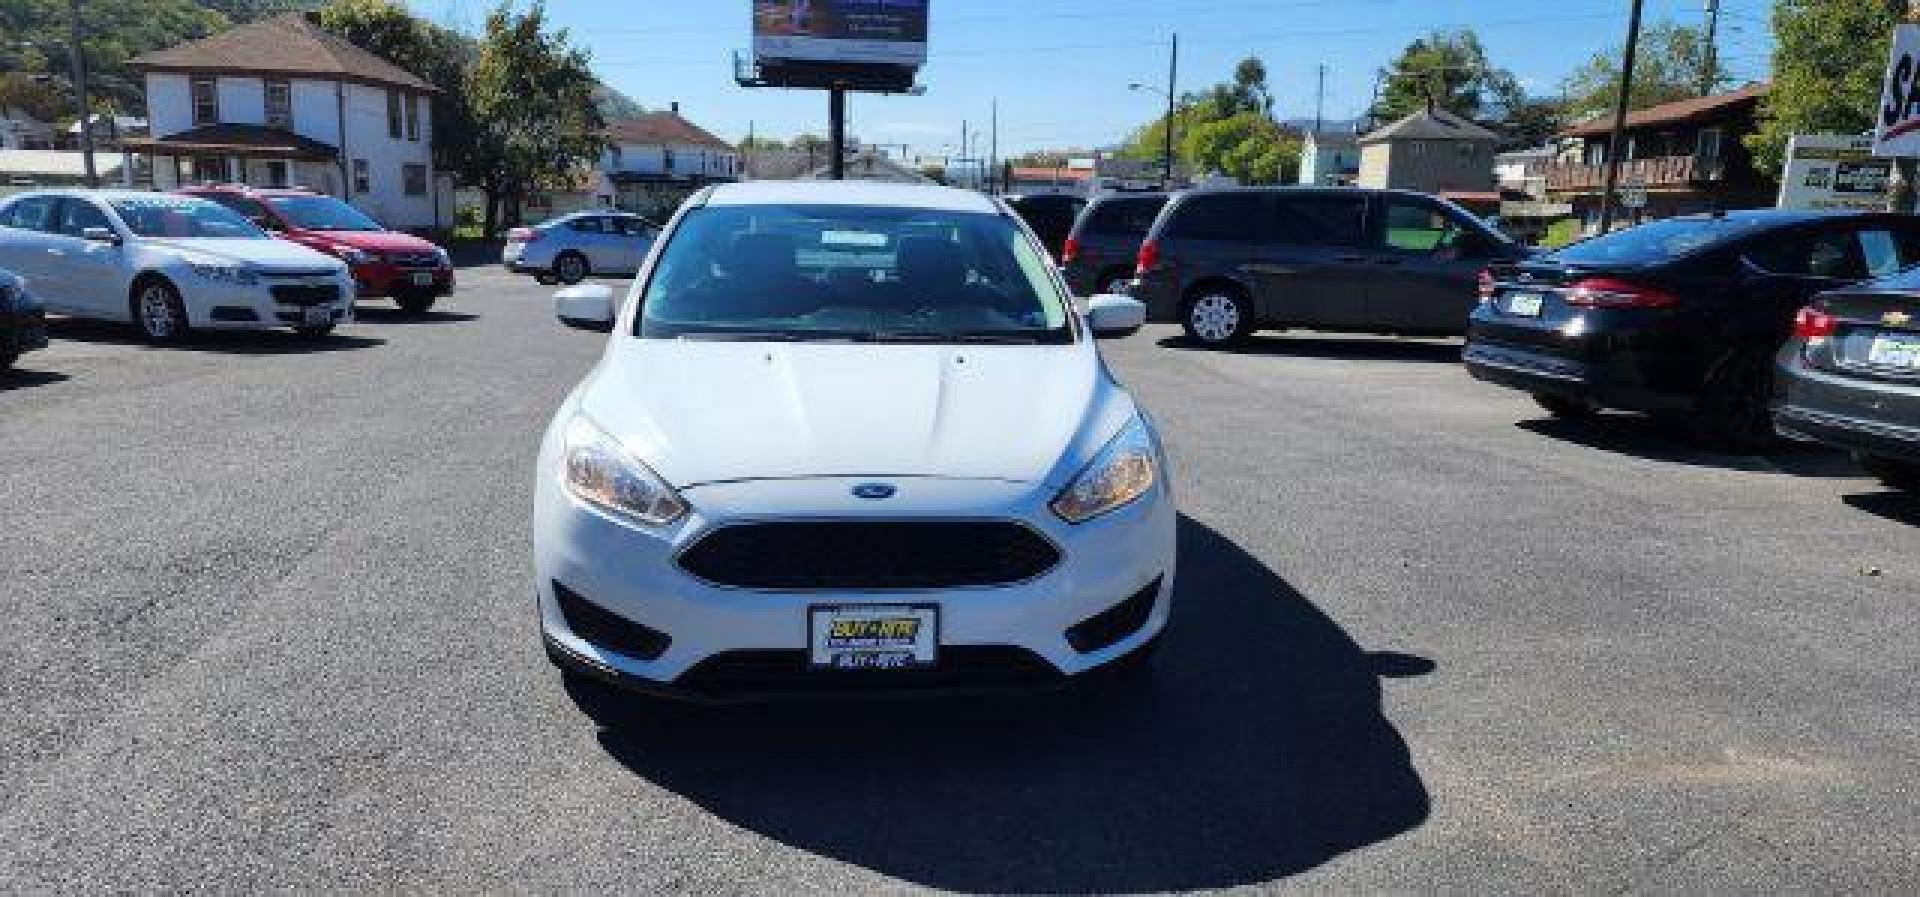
[1689, 350, 1778, 453]
[1858, 454, 1920, 492]
[554, 251, 589, 285]
[292, 323, 336, 340]
[132, 279, 190, 346]
[1182, 288, 1254, 347]
[0, 349, 17, 372]
[1534, 393, 1597, 420]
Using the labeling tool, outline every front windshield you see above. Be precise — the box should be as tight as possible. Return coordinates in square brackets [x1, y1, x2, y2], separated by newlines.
[268, 196, 384, 232]
[110, 196, 267, 240]
[1551, 217, 1759, 265]
[636, 204, 1073, 344]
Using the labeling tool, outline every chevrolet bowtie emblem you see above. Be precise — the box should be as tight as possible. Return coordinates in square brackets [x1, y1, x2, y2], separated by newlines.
[1886, 310, 1913, 328]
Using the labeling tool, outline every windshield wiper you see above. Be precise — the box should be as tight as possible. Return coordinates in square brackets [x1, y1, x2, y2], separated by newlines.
[675, 330, 807, 342]
[865, 331, 1049, 345]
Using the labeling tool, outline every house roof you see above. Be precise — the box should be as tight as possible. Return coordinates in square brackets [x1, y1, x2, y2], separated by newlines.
[128, 12, 436, 93]
[608, 113, 733, 152]
[1560, 83, 1769, 138]
[0, 149, 126, 177]
[1305, 131, 1359, 149]
[1359, 108, 1499, 145]
[123, 123, 338, 160]
[1009, 166, 1094, 183]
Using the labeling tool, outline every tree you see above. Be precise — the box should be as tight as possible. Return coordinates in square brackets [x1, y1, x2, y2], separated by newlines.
[738, 136, 786, 151]
[467, 0, 607, 233]
[1561, 22, 1722, 121]
[1499, 97, 1568, 150]
[1373, 29, 1522, 122]
[1747, 0, 1905, 175]
[0, 0, 230, 115]
[1118, 56, 1298, 185]
[314, 0, 482, 187]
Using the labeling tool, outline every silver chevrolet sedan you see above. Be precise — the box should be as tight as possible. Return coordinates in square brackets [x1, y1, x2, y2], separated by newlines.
[503, 211, 659, 285]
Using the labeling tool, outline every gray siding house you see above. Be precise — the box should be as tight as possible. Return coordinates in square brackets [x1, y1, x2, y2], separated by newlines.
[1357, 108, 1499, 194]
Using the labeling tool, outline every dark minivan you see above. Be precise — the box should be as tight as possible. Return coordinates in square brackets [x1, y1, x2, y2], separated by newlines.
[1775, 266, 1920, 491]
[1130, 186, 1524, 345]
[1060, 192, 1170, 297]
[1467, 210, 1920, 451]
[1004, 193, 1088, 261]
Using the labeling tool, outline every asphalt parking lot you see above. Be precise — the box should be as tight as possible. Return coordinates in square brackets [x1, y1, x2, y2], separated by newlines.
[2, 264, 1916, 892]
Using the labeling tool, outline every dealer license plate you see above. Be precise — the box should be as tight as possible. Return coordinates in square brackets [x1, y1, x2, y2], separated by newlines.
[1868, 333, 1920, 370]
[410, 271, 435, 287]
[808, 605, 938, 670]
[302, 306, 332, 326]
[1505, 292, 1545, 317]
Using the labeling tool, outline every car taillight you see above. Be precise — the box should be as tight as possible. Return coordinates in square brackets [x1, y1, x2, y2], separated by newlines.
[1135, 239, 1160, 276]
[1061, 236, 1080, 264]
[508, 227, 535, 242]
[1793, 306, 1837, 339]
[1564, 277, 1681, 309]
[1477, 269, 1496, 300]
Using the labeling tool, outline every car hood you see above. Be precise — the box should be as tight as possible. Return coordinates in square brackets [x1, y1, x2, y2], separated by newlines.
[579, 340, 1100, 488]
[302, 230, 438, 253]
[143, 237, 344, 272]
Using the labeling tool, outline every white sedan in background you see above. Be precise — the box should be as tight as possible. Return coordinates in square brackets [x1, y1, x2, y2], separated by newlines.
[503, 211, 658, 285]
[0, 190, 354, 343]
[534, 181, 1175, 702]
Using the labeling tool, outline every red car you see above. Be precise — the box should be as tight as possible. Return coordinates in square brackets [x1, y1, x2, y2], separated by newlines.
[178, 185, 455, 313]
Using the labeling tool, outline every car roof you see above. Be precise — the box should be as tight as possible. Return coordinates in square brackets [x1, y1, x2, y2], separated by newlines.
[704, 180, 1003, 214]
[1660, 208, 1894, 227]
[9, 189, 206, 203]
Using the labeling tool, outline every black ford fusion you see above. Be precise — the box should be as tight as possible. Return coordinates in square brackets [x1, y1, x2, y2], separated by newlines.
[1774, 267, 1920, 492]
[1466, 211, 1920, 452]
[0, 268, 48, 373]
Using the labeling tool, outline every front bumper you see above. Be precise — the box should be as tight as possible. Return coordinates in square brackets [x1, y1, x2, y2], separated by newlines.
[186, 276, 357, 331]
[352, 262, 454, 299]
[532, 474, 1177, 700]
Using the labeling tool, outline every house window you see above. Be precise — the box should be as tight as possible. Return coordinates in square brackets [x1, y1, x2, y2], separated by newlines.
[353, 158, 369, 194]
[403, 93, 420, 142]
[387, 90, 403, 139]
[663, 148, 675, 172]
[403, 163, 427, 197]
[265, 79, 292, 129]
[191, 76, 219, 126]
[1696, 127, 1724, 170]
[264, 160, 289, 187]
[191, 156, 228, 183]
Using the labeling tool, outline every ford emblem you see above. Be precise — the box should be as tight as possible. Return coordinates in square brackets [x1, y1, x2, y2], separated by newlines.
[852, 482, 897, 500]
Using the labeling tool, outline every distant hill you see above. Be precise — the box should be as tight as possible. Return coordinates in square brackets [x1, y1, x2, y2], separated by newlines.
[1283, 116, 1368, 136]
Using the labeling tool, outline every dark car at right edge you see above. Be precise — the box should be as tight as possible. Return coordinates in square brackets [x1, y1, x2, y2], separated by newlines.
[1774, 266, 1920, 492]
[1466, 210, 1920, 451]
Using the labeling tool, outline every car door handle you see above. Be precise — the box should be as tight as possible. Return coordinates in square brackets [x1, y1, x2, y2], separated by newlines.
[1240, 263, 1295, 275]
[1335, 255, 1368, 264]
[1372, 258, 1404, 266]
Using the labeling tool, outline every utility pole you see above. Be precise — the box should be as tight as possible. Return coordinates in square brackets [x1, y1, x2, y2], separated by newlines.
[828, 87, 847, 180]
[1163, 33, 1178, 189]
[989, 99, 999, 195]
[1598, 0, 1647, 234]
[1700, 0, 1721, 96]
[960, 119, 969, 188]
[67, 0, 97, 188]
[1314, 63, 1326, 135]
[1899, 1, 1920, 213]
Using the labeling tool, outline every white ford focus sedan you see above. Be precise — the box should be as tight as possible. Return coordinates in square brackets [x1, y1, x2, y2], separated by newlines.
[533, 182, 1177, 700]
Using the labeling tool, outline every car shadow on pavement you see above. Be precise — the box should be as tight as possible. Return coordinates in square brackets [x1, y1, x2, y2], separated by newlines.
[354, 307, 480, 325]
[567, 515, 1432, 893]
[45, 319, 384, 355]
[0, 367, 70, 390]
[1516, 416, 1861, 477]
[1842, 491, 1920, 527]
[1156, 333, 1462, 363]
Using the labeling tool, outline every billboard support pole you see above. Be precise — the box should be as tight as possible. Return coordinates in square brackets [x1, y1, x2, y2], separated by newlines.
[829, 86, 848, 181]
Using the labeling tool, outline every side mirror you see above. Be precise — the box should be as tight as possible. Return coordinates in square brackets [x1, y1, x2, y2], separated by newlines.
[1087, 293, 1147, 339]
[555, 284, 616, 332]
[81, 226, 121, 245]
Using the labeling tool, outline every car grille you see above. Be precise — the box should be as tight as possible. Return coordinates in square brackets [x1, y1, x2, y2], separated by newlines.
[677, 521, 1061, 590]
[676, 647, 1062, 697]
[270, 284, 342, 307]
[388, 253, 439, 268]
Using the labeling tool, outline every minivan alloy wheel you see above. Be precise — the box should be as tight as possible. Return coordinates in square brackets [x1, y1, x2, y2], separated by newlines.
[1188, 293, 1245, 344]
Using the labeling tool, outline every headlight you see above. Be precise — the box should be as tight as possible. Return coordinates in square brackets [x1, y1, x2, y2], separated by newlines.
[561, 415, 688, 527]
[432, 246, 451, 266]
[1051, 416, 1157, 524]
[188, 263, 259, 286]
[331, 246, 374, 265]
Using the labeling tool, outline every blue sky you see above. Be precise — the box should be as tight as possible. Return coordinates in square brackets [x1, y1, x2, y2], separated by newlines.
[412, 0, 1778, 156]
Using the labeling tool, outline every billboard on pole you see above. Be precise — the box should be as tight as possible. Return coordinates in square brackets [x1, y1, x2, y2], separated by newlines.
[753, 0, 930, 68]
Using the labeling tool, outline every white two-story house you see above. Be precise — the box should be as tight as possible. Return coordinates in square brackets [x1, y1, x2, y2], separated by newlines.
[601, 107, 741, 218]
[125, 12, 440, 229]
